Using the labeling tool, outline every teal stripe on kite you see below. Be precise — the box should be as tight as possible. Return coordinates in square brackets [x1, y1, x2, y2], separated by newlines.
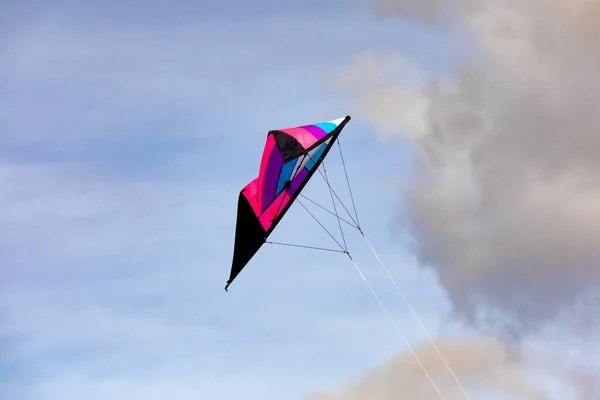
[306, 143, 328, 170]
[314, 122, 336, 133]
[276, 159, 297, 195]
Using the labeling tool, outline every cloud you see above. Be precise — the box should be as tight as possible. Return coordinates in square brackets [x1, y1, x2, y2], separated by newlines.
[332, 0, 600, 330]
[330, 52, 431, 139]
[305, 334, 599, 399]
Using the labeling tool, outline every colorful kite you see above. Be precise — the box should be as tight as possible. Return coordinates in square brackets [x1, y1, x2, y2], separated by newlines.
[223, 114, 467, 400]
[225, 115, 352, 290]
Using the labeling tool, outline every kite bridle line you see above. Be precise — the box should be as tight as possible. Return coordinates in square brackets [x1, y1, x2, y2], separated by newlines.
[321, 161, 347, 252]
[265, 137, 471, 400]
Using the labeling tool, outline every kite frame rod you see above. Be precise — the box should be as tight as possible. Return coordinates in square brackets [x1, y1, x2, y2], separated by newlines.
[266, 241, 347, 253]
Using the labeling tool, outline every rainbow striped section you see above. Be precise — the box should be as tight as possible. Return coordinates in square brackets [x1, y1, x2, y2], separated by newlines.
[242, 116, 348, 231]
[276, 117, 347, 150]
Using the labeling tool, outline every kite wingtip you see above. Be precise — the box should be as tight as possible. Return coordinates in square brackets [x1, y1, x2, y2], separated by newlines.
[224, 281, 231, 292]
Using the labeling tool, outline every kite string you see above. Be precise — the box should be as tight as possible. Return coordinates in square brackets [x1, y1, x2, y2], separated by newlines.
[281, 155, 445, 397]
[332, 137, 471, 400]
[346, 253, 446, 400]
[360, 232, 472, 400]
[302, 163, 447, 399]
[291, 157, 445, 399]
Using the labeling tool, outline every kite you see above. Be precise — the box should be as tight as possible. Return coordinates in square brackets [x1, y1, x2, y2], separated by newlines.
[222, 114, 469, 400]
[225, 115, 352, 290]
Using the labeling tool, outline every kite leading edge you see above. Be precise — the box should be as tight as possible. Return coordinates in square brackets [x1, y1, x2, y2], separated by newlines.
[225, 115, 352, 291]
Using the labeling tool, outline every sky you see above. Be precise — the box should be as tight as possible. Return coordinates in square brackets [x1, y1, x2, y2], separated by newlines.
[0, 1, 466, 399]
[2, 0, 599, 399]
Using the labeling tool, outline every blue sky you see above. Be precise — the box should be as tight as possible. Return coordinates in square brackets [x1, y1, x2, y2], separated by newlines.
[0, 1, 469, 399]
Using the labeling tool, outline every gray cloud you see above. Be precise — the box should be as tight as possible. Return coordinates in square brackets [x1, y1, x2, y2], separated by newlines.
[333, 0, 600, 329]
